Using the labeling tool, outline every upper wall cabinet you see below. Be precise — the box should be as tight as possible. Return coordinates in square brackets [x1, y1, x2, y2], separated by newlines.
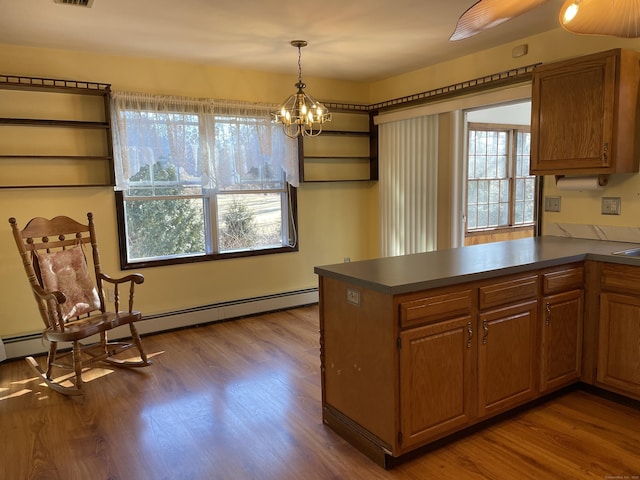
[0, 75, 114, 188]
[299, 109, 378, 182]
[530, 49, 640, 176]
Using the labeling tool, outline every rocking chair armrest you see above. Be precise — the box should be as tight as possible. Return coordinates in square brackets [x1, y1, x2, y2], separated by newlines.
[97, 273, 143, 313]
[98, 273, 145, 286]
[31, 284, 66, 305]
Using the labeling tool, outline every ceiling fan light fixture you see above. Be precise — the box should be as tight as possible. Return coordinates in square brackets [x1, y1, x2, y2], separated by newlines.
[450, 0, 551, 41]
[562, 2, 580, 23]
[559, 0, 640, 38]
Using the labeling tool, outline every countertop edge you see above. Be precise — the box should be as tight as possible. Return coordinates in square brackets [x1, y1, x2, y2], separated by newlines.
[314, 237, 640, 295]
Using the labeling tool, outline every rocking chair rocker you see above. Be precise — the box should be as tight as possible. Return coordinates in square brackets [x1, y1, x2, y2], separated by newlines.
[9, 213, 151, 395]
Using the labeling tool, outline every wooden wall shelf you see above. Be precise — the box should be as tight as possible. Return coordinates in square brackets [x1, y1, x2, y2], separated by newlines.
[299, 109, 378, 183]
[0, 74, 114, 189]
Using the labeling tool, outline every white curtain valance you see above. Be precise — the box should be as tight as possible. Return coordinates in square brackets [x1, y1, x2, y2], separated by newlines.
[110, 91, 299, 189]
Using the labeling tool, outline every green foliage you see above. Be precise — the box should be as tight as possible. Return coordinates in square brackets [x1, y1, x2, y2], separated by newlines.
[219, 198, 257, 250]
[125, 162, 205, 259]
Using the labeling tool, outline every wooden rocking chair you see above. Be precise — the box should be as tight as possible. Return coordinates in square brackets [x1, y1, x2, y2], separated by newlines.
[9, 213, 151, 395]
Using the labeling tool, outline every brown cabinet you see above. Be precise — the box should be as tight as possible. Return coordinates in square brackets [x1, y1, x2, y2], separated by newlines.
[318, 250, 640, 466]
[597, 264, 640, 399]
[320, 277, 397, 455]
[398, 274, 539, 449]
[477, 275, 538, 417]
[319, 263, 590, 467]
[398, 286, 476, 450]
[540, 290, 583, 392]
[530, 49, 640, 175]
[399, 315, 475, 450]
[478, 301, 538, 416]
[540, 266, 584, 393]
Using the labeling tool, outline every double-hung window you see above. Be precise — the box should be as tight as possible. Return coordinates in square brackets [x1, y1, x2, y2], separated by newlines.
[111, 92, 299, 268]
[466, 123, 537, 233]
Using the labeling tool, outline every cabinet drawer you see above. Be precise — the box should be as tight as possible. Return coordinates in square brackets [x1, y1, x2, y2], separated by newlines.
[479, 275, 538, 311]
[399, 289, 473, 328]
[542, 266, 584, 294]
[601, 263, 640, 295]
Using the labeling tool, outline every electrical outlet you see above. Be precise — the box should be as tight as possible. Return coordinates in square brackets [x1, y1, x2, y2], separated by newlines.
[346, 288, 360, 306]
[601, 197, 621, 215]
[544, 196, 561, 212]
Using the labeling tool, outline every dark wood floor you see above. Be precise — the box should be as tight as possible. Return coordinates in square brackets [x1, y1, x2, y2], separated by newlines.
[1, 304, 639, 479]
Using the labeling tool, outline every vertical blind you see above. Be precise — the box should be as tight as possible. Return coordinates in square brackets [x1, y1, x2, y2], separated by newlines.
[379, 115, 438, 257]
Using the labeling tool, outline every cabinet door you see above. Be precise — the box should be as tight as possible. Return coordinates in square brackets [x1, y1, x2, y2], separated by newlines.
[531, 53, 615, 173]
[597, 293, 640, 398]
[399, 316, 475, 451]
[540, 289, 583, 393]
[478, 300, 538, 418]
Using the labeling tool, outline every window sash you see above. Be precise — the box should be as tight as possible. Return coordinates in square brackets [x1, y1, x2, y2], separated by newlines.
[111, 92, 299, 269]
[466, 124, 534, 232]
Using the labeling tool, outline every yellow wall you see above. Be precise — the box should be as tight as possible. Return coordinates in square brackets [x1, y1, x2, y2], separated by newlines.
[0, 44, 376, 337]
[372, 28, 640, 244]
[370, 28, 640, 103]
[541, 173, 640, 234]
[3, 27, 640, 338]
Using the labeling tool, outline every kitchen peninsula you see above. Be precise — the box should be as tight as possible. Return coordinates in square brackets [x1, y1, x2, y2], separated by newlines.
[315, 236, 640, 467]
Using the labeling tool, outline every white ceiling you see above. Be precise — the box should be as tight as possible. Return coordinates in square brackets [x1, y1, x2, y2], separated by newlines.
[0, 0, 566, 82]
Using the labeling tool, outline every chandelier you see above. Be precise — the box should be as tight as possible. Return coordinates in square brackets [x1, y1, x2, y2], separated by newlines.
[273, 40, 331, 138]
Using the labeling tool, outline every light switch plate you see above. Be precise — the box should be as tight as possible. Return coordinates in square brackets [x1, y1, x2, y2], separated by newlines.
[602, 197, 621, 215]
[544, 196, 561, 212]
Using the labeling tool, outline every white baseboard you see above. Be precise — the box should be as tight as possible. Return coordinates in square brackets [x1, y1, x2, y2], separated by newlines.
[0, 288, 318, 361]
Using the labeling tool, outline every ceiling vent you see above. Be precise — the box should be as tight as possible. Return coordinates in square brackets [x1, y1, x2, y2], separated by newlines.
[53, 0, 95, 7]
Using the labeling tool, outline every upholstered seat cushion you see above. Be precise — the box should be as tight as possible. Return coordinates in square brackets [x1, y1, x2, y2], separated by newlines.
[38, 246, 101, 321]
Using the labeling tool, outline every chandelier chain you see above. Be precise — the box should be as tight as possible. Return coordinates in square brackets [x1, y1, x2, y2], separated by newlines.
[297, 45, 303, 84]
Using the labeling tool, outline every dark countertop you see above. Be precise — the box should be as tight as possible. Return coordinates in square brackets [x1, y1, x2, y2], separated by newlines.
[314, 236, 640, 295]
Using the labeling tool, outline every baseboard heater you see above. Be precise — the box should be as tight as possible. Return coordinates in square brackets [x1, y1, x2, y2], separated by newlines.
[1, 288, 319, 361]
